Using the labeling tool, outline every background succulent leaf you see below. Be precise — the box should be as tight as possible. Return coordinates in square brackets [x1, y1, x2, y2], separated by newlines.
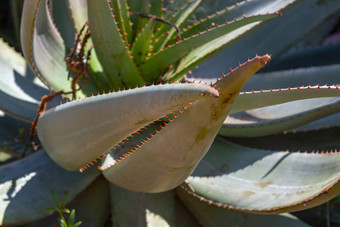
[111, 0, 134, 45]
[243, 64, 340, 91]
[0, 38, 61, 122]
[149, 0, 163, 19]
[88, 0, 144, 90]
[67, 0, 88, 33]
[262, 43, 340, 72]
[193, 0, 298, 19]
[176, 185, 309, 227]
[110, 184, 176, 227]
[21, 0, 70, 91]
[0, 150, 99, 225]
[131, 19, 155, 66]
[289, 113, 340, 132]
[37, 83, 218, 171]
[140, 14, 278, 82]
[65, 0, 111, 94]
[187, 137, 340, 214]
[222, 98, 340, 137]
[227, 125, 340, 153]
[231, 85, 340, 114]
[152, 0, 202, 52]
[51, 0, 76, 49]
[194, 0, 340, 77]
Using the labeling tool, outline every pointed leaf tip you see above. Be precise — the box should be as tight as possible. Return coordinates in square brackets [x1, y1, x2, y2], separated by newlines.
[101, 56, 269, 193]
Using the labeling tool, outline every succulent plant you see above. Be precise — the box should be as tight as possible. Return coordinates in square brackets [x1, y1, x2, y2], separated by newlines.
[1, 0, 340, 226]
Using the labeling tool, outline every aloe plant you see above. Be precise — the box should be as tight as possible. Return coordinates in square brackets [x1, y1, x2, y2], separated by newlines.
[1, 0, 340, 226]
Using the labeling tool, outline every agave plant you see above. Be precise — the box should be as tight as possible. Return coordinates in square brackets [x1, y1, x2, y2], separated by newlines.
[1, 0, 340, 226]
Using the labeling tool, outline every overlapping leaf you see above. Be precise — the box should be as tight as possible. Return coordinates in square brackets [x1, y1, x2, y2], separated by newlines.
[185, 137, 340, 213]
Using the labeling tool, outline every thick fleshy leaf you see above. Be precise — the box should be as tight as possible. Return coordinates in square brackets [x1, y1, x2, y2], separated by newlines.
[0, 150, 99, 225]
[21, 0, 69, 91]
[152, 0, 202, 52]
[176, 186, 309, 227]
[192, 0, 297, 20]
[37, 83, 218, 171]
[111, 0, 133, 45]
[66, 176, 109, 226]
[88, 0, 144, 89]
[67, 0, 111, 93]
[0, 39, 61, 122]
[52, 0, 75, 49]
[262, 43, 340, 72]
[174, 196, 201, 227]
[141, 14, 278, 82]
[187, 138, 340, 214]
[290, 112, 340, 132]
[182, 0, 295, 38]
[110, 184, 176, 226]
[101, 55, 271, 193]
[231, 85, 340, 114]
[131, 19, 155, 66]
[194, 0, 340, 77]
[226, 126, 340, 153]
[243, 64, 340, 91]
[220, 98, 340, 137]
[67, 0, 88, 32]
[0, 112, 29, 147]
[149, 0, 163, 18]
[169, 0, 297, 82]
[128, 0, 150, 36]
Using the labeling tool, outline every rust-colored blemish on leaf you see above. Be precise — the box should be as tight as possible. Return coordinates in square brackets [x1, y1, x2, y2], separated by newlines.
[242, 190, 255, 196]
[253, 181, 273, 189]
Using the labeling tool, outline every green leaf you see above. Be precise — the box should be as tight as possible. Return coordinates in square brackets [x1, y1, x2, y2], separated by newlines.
[111, 0, 133, 44]
[37, 83, 218, 171]
[74, 221, 82, 227]
[152, 0, 202, 52]
[49, 190, 60, 208]
[110, 183, 176, 227]
[140, 14, 278, 82]
[61, 194, 70, 208]
[67, 209, 75, 227]
[176, 185, 309, 227]
[59, 218, 67, 227]
[187, 137, 340, 213]
[88, 0, 144, 89]
[131, 19, 155, 66]
[128, 0, 150, 36]
[0, 150, 99, 225]
[149, 0, 163, 18]
[101, 55, 270, 192]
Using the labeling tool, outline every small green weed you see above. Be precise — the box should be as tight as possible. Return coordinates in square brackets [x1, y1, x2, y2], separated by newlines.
[46, 190, 82, 227]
